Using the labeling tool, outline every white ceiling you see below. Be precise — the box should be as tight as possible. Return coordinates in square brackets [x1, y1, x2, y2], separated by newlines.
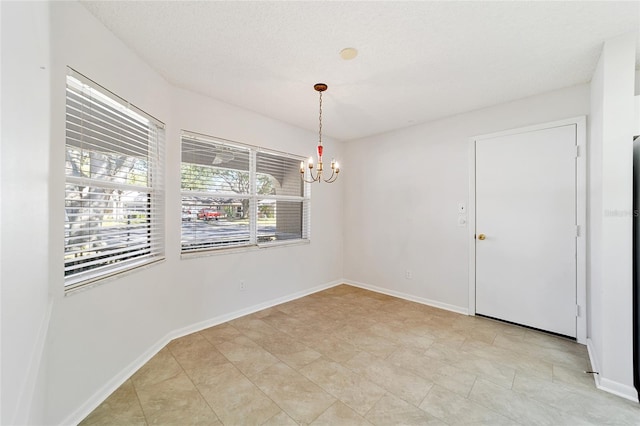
[81, 1, 639, 141]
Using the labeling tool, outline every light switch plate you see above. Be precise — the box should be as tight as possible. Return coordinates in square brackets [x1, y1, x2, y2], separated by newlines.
[458, 203, 466, 214]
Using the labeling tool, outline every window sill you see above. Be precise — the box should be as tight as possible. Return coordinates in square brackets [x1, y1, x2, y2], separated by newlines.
[64, 257, 166, 297]
[258, 239, 310, 249]
[180, 239, 310, 260]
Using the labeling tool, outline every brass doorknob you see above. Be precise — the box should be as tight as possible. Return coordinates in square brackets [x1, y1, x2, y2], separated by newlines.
[478, 234, 486, 240]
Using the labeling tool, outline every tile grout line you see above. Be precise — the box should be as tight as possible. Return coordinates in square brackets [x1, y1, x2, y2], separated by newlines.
[129, 374, 161, 426]
[165, 344, 224, 425]
[217, 322, 312, 425]
[83, 285, 631, 425]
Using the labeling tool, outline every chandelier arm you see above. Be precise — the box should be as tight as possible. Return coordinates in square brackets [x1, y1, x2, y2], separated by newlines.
[323, 171, 339, 183]
[301, 167, 320, 183]
[323, 169, 335, 183]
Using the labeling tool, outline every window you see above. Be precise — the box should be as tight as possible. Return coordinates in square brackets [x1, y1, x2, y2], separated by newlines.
[180, 131, 309, 253]
[64, 68, 165, 290]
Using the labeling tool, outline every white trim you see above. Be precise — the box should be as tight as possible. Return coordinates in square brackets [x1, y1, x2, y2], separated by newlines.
[472, 117, 585, 142]
[633, 95, 639, 136]
[468, 116, 588, 344]
[343, 279, 469, 316]
[61, 279, 343, 426]
[586, 337, 602, 387]
[169, 279, 343, 339]
[574, 116, 587, 344]
[11, 298, 54, 425]
[587, 338, 639, 403]
[63, 331, 168, 426]
[598, 378, 639, 403]
[180, 239, 311, 260]
[468, 138, 477, 316]
[258, 239, 311, 250]
[65, 258, 166, 296]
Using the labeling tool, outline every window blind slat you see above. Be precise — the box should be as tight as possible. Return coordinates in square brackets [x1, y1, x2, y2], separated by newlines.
[65, 127, 149, 159]
[65, 103, 150, 148]
[65, 113, 149, 155]
[67, 70, 163, 129]
[65, 243, 153, 272]
[64, 227, 157, 248]
[256, 152, 304, 197]
[66, 90, 151, 136]
[66, 91, 151, 153]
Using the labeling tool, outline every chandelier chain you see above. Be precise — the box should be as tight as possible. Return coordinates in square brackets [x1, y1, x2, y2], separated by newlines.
[318, 91, 323, 147]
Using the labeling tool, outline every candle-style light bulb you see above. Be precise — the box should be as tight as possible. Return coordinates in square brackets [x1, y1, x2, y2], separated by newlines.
[300, 161, 304, 172]
[308, 157, 314, 168]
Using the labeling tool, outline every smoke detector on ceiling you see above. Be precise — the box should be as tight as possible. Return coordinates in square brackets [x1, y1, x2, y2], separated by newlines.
[340, 47, 358, 60]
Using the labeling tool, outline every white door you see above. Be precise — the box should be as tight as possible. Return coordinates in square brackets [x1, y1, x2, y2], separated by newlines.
[475, 124, 577, 337]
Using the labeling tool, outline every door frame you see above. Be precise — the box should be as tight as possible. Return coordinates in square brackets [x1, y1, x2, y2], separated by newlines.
[468, 116, 587, 344]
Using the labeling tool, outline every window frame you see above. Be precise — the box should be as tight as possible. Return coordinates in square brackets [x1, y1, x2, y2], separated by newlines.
[64, 68, 166, 292]
[180, 130, 310, 254]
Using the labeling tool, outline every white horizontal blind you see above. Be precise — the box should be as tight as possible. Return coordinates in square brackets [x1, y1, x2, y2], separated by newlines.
[180, 131, 309, 253]
[64, 68, 165, 290]
[181, 134, 251, 250]
[256, 151, 307, 243]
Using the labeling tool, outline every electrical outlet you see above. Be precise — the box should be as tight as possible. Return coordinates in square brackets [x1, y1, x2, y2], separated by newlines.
[240, 281, 246, 291]
[405, 270, 412, 279]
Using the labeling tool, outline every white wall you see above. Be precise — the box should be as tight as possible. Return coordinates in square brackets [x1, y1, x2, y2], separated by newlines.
[588, 33, 637, 401]
[40, 2, 344, 424]
[4, 1, 636, 423]
[1, 2, 51, 424]
[343, 84, 590, 312]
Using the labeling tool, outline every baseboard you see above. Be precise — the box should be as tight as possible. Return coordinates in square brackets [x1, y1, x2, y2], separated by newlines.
[599, 377, 639, 403]
[587, 338, 639, 403]
[586, 338, 602, 388]
[167, 279, 344, 341]
[343, 279, 469, 315]
[62, 279, 343, 426]
[63, 330, 170, 426]
[11, 298, 54, 425]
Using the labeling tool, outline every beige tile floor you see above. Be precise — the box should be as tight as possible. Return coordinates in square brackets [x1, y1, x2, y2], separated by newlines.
[81, 285, 640, 425]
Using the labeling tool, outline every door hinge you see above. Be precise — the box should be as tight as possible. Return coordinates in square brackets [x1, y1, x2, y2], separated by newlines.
[575, 225, 580, 237]
[575, 145, 580, 158]
[576, 304, 581, 317]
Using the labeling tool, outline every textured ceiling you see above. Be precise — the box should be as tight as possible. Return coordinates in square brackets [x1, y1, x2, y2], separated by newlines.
[81, 1, 640, 141]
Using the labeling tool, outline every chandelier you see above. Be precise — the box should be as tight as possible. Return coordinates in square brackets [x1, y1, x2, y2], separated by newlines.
[300, 83, 340, 183]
